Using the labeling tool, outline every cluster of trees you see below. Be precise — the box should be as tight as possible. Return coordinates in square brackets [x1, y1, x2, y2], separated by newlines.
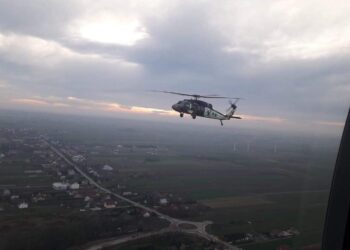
[4, 219, 108, 250]
[117, 232, 215, 250]
[3, 215, 123, 250]
[1, 210, 170, 250]
[0, 143, 10, 153]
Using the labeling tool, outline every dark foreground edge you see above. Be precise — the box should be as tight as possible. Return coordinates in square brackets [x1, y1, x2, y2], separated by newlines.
[322, 108, 350, 250]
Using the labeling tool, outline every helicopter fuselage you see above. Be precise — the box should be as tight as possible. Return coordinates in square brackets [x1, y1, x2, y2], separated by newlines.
[172, 99, 229, 120]
[157, 91, 241, 126]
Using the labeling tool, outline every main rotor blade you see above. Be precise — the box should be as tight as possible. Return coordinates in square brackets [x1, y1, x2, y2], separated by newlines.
[153, 90, 242, 100]
[153, 90, 198, 97]
[200, 96, 242, 99]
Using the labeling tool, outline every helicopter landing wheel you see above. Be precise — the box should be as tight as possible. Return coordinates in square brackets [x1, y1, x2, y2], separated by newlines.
[180, 113, 184, 118]
[192, 115, 196, 119]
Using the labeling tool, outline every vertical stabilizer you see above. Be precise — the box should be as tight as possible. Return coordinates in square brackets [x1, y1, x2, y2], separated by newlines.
[225, 103, 237, 119]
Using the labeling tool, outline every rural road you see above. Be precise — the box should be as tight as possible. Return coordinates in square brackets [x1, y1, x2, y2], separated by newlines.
[43, 139, 240, 250]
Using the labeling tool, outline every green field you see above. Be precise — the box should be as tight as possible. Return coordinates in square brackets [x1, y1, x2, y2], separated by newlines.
[112, 154, 330, 249]
[122, 156, 331, 200]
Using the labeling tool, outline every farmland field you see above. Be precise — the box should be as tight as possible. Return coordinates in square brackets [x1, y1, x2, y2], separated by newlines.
[0, 111, 340, 250]
[200, 196, 273, 208]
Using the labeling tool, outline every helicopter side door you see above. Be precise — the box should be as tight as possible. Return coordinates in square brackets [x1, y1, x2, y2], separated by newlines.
[204, 107, 212, 118]
[196, 103, 205, 116]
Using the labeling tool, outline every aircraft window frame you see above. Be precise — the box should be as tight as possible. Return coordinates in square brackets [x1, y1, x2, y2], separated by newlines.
[322, 108, 350, 250]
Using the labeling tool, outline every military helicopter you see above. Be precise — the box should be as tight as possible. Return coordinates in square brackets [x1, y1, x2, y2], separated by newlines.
[157, 91, 242, 126]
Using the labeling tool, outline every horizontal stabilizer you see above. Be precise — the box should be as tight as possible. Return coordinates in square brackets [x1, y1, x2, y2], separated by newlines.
[231, 116, 242, 119]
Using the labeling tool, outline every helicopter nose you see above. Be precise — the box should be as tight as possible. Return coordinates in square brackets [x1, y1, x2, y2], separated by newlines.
[172, 104, 180, 112]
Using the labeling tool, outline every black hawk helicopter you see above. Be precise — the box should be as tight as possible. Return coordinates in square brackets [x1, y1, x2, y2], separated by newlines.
[157, 91, 242, 126]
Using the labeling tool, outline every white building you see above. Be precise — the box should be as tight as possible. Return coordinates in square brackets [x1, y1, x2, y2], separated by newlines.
[18, 202, 29, 209]
[10, 195, 19, 200]
[52, 182, 69, 190]
[72, 155, 85, 162]
[104, 200, 117, 209]
[102, 164, 113, 171]
[159, 198, 168, 205]
[278, 231, 293, 237]
[70, 183, 80, 190]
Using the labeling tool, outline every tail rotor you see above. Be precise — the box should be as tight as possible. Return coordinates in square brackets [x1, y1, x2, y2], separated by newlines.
[226, 98, 241, 113]
[226, 98, 242, 119]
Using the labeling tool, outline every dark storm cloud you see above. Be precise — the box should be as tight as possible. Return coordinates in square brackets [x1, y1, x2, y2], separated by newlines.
[128, 4, 229, 73]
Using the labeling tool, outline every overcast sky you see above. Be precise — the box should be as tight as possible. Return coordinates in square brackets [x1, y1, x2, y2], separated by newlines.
[0, 0, 349, 134]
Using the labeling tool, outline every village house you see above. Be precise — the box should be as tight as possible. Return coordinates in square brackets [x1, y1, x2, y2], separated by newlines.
[102, 164, 113, 171]
[103, 200, 117, 209]
[70, 183, 80, 190]
[52, 182, 69, 190]
[18, 202, 29, 209]
[159, 198, 168, 205]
